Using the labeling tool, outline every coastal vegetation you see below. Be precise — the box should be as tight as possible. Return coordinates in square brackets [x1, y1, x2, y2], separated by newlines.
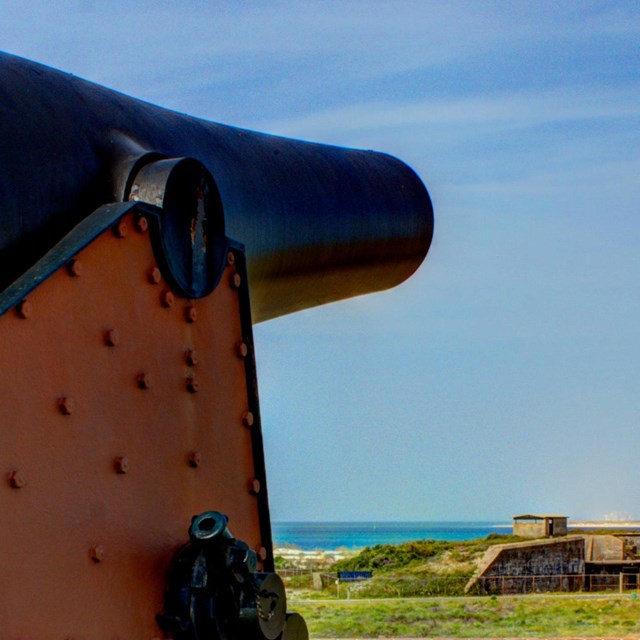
[277, 533, 527, 598]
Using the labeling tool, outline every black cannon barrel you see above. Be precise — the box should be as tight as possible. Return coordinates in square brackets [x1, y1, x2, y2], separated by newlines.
[0, 52, 433, 321]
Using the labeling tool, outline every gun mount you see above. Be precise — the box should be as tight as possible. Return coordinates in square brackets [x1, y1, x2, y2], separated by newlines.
[0, 52, 433, 638]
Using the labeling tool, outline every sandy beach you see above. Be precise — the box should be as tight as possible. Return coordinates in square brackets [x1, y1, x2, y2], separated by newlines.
[570, 521, 640, 529]
[275, 546, 356, 570]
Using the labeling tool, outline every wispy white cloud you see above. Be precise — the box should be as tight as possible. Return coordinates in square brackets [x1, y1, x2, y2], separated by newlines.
[1, 0, 638, 114]
[256, 86, 640, 141]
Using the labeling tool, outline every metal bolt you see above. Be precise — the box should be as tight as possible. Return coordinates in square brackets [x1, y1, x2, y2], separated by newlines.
[231, 273, 242, 289]
[185, 349, 199, 367]
[147, 267, 162, 284]
[67, 259, 83, 277]
[136, 372, 151, 389]
[236, 341, 249, 358]
[113, 220, 128, 238]
[242, 411, 255, 428]
[186, 377, 200, 393]
[89, 545, 105, 563]
[160, 290, 174, 308]
[8, 470, 26, 489]
[135, 215, 149, 232]
[227, 251, 235, 266]
[249, 478, 261, 495]
[188, 451, 202, 468]
[58, 396, 75, 415]
[114, 456, 129, 474]
[104, 328, 120, 347]
[185, 305, 197, 323]
[16, 300, 32, 319]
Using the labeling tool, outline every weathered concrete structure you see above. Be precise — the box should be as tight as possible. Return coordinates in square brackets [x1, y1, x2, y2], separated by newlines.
[467, 536, 585, 594]
[467, 533, 640, 594]
[513, 514, 568, 538]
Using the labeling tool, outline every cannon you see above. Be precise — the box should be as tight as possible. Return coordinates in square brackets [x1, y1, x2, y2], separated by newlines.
[0, 52, 433, 639]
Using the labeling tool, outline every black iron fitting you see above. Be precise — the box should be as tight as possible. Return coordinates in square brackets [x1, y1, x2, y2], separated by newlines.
[158, 511, 304, 640]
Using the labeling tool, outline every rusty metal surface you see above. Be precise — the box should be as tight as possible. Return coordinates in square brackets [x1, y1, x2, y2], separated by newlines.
[0, 52, 433, 322]
[0, 213, 270, 638]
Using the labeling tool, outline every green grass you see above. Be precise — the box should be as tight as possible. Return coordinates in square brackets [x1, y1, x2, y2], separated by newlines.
[291, 594, 640, 638]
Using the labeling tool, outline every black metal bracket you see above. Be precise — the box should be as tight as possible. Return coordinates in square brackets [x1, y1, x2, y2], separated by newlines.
[0, 201, 160, 316]
[157, 511, 301, 640]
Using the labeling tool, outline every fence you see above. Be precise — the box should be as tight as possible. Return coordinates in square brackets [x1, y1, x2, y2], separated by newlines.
[475, 573, 640, 595]
[281, 570, 640, 598]
[474, 574, 584, 595]
[342, 575, 471, 598]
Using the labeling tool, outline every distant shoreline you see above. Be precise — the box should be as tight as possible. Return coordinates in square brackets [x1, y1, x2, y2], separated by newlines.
[569, 520, 640, 529]
[272, 520, 640, 554]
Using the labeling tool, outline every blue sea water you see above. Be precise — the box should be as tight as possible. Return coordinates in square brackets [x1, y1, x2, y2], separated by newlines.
[272, 521, 509, 550]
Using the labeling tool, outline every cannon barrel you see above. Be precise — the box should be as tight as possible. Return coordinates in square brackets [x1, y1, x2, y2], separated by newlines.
[0, 52, 433, 321]
[0, 53, 434, 638]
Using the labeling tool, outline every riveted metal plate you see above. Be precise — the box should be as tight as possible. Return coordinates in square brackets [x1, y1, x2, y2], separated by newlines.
[0, 212, 270, 638]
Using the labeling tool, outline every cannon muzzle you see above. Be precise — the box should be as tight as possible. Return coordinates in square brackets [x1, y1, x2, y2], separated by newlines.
[0, 52, 434, 638]
[0, 52, 433, 321]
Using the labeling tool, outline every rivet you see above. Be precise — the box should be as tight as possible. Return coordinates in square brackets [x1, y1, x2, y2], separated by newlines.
[135, 215, 149, 232]
[147, 267, 162, 284]
[231, 273, 242, 289]
[227, 251, 235, 266]
[236, 341, 249, 358]
[185, 305, 198, 323]
[186, 377, 200, 393]
[242, 411, 255, 428]
[58, 396, 75, 415]
[185, 349, 199, 367]
[114, 456, 129, 474]
[89, 545, 106, 563]
[161, 290, 175, 308]
[249, 478, 261, 495]
[257, 546, 268, 561]
[113, 220, 128, 238]
[8, 470, 26, 489]
[137, 372, 151, 389]
[104, 328, 120, 347]
[188, 451, 202, 468]
[16, 300, 32, 319]
[67, 259, 83, 277]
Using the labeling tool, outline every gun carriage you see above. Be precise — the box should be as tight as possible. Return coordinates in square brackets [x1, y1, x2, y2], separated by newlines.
[0, 52, 433, 639]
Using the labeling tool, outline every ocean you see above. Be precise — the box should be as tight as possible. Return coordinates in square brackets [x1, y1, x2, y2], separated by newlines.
[272, 521, 509, 550]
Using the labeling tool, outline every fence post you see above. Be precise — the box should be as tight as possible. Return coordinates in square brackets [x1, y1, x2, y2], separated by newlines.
[620, 573, 624, 594]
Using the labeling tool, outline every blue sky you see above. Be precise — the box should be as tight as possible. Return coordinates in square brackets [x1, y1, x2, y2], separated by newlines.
[2, 1, 639, 521]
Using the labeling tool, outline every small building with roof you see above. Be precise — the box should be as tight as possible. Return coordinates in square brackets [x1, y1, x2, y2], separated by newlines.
[513, 514, 568, 538]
